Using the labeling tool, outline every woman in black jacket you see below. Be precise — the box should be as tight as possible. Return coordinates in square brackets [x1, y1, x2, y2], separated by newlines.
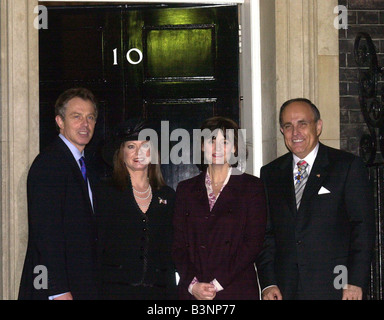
[96, 119, 176, 300]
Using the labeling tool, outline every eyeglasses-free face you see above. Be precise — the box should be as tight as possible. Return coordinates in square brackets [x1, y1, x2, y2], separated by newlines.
[55, 97, 97, 152]
[280, 101, 323, 159]
[202, 129, 235, 166]
[123, 140, 151, 172]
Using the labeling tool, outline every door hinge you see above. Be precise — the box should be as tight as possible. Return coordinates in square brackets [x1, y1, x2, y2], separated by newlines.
[239, 24, 242, 54]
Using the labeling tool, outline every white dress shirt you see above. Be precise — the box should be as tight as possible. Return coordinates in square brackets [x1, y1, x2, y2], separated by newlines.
[292, 143, 319, 183]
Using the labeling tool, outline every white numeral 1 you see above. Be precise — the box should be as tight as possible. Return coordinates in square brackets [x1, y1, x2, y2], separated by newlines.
[113, 48, 118, 65]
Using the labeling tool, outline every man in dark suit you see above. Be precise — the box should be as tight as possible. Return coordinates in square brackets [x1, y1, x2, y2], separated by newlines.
[257, 98, 375, 300]
[18, 88, 99, 300]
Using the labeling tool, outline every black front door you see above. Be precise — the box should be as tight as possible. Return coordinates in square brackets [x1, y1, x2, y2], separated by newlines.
[39, 3, 240, 189]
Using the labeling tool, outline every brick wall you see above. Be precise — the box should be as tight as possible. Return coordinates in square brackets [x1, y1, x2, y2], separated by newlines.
[339, 0, 384, 155]
[340, 0, 384, 300]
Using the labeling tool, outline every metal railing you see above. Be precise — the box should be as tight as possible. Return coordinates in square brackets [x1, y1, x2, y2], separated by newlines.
[355, 32, 384, 300]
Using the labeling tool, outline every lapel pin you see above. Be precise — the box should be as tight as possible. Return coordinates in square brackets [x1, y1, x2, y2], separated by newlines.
[158, 197, 167, 205]
[316, 174, 320, 178]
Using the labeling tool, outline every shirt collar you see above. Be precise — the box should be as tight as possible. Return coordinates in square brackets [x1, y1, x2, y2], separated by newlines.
[59, 134, 84, 162]
[205, 167, 233, 211]
[205, 166, 233, 187]
[292, 142, 319, 170]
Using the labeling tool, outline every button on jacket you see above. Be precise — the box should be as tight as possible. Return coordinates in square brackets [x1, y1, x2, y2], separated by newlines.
[96, 179, 177, 300]
[172, 170, 267, 300]
[257, 143, 375, 299]
[18, 137, 98, 300]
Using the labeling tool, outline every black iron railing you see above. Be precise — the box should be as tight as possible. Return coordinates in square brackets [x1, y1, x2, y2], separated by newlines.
[355, 32, 384, 300]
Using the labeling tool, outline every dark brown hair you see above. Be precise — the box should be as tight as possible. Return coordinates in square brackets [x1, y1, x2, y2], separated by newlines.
[197, 116, 247, 171]
[112, 141, 166, 191]
[54, 87, 98, 130]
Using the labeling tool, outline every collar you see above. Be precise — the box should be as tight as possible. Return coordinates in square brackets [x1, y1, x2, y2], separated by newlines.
[292, 142, 319, 175]
[205, 166, 233, 188]
[59, 134, 85, 163]
[205, 167, 233, 211]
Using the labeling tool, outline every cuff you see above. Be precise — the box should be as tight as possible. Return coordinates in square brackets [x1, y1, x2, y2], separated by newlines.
[262, 285, 277, 293]
[210, 278, 224, 292]
[48, 292, 69, 300]
[188, 277, 199, 295]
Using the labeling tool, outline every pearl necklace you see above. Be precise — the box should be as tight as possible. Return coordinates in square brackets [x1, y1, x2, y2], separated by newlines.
[138, 202, 151, 209]
[136, 191, 152, 211]
[133, 185, 152, 200]
[132, 184, 150, 194]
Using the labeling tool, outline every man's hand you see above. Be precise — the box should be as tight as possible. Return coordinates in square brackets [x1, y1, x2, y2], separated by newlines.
[53, 292, 73, 300]
[262, 286, 283, 300]
[192, 282, 216, 300]
[342, 284, 363, 300]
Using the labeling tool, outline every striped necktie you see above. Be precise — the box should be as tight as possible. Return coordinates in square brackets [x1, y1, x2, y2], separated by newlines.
[79, 156, 87, 183]
[294, 160, 308, 209]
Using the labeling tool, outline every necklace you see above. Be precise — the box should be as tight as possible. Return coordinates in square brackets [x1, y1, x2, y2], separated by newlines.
[133, 185, 152, 200]
[136, 192, 152, 213]
[138, 202, 151, 209]
[132, 184, 150, 194]
[208, 167, 229, 187]
[212, 180, 225, 187]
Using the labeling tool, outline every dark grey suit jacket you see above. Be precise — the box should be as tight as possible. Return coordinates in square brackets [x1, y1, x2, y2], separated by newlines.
[257, 143, 375, 299]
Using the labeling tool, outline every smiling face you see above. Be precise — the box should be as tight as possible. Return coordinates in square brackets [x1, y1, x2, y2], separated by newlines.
[55, 97, 97, 152]
[280, 101, 323, 159]
[202, 129, 235, 166]
[122, 140, 151, 173]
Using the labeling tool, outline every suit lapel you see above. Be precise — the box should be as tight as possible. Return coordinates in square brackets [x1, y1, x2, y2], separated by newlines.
[192, 170, 239, 215]
[210, 172, 239, 214]
[192, 172, 211, 213]
[57, 138, 94, 213]
[298, 143, 330, 214]
[278, 154, 297, 217]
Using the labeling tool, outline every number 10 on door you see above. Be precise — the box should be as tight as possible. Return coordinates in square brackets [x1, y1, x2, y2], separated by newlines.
[113, 48, 143, 65]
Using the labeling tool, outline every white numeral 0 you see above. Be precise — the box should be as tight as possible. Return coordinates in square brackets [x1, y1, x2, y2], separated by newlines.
[113, 48, 143, 65]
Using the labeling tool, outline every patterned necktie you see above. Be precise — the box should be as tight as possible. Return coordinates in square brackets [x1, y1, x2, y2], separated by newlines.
[79, 156, 87, 183]
[294, 160, 309, 209]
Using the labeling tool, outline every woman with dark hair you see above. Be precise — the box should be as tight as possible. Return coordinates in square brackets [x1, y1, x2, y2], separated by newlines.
[172, 116, 267, 300]
[95, 119, 177, 300]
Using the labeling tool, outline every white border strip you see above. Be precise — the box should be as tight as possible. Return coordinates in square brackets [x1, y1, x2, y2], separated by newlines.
[251, 0, 262, 177]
